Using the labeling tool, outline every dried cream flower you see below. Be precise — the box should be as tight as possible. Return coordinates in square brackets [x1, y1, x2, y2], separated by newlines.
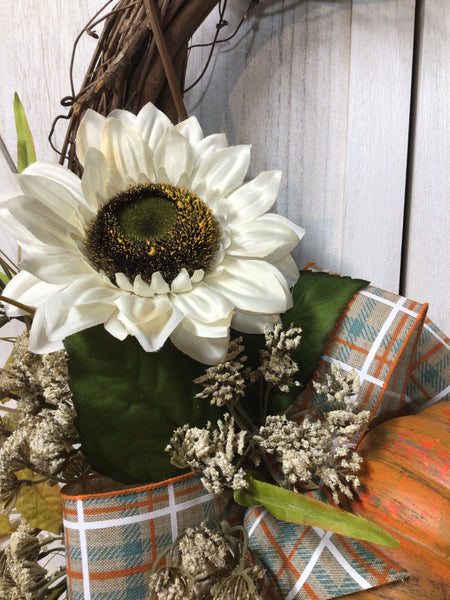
[210, 562, 265, 600]
[256, 321, 301, 392]
[194, 337, 248, 407]
[180, 524, 230, 576]
[148, 565, 195, 600]
[313, 363, 360, 406]
[166, 415, 248, 494]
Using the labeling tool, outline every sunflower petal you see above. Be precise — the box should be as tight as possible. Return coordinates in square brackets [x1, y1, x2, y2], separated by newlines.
[132, 274, 155, 297]
[76, 109, 106, 165]
[116, 295, 183, 352]
[170, 268, 192, 293]
[40, 275, 121, 342]
[20, 253, 96, 285]
[273, 255, 300, 288]
[81, 148, 125, 209]
[6, 196, 84, 251]
[231, 309, 274, 334]
[134, 103, 172, 151]
[174, 116, 204, 145]
[170, 319, 230, 364]
[195, 133, 228, 160]
[18, 161, 92, 221]
[226, 170, 282, 224]
[2, 271, 63, 316]
[171, 282, 234, 324]
[115, 294, 172, 324]
[206, 258, 292, 314]
[104, 311, 129, 340]
[102, 119, 155, 184]
[228, 214, 302, 262]
[28, 305, 65, 354]
[191, 145, 251, 197]
[154, 128, 195, 186]
[108, 108, 137, 127]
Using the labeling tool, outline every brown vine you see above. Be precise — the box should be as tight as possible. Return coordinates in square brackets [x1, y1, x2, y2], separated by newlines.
[50, 0, 261, 176]
[52, 0, 220, 175]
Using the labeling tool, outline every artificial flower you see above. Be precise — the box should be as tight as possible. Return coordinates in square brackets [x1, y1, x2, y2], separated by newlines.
[1, 103, 304, 363]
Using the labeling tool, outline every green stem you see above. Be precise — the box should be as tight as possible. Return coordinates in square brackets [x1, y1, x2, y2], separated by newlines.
[288, 396, 333, 419]
[0, 295, 35, 315]
[235, 402, 257, 434]
[262, 385, 271, 423]
[260, 452, 286, 489]
[228, 404, 252, 434]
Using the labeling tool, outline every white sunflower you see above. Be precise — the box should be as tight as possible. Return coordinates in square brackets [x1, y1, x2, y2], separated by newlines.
[1, 103, 304, 364]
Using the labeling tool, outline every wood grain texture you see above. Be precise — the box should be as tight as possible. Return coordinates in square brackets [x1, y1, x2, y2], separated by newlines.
[403, 0, 450, 334]
[184, 0, 416, 292]
[342, 0, 415, 288]
[0, 0, 106, 365]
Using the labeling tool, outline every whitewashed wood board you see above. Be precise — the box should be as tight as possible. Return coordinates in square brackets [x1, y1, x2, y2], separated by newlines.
[185, 0, 416, 293]
[403, 0, 450, 333]
[0, 0, 448, 369]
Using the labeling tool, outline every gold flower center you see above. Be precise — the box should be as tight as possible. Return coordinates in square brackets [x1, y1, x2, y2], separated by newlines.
[85, 183, 220, 285]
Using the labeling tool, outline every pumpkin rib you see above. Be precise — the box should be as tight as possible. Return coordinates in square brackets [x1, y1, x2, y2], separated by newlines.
[350, 401, 450, 588]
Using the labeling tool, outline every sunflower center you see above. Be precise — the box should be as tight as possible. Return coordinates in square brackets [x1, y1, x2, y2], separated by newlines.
[85, 183, 220, 286]
[117, 195, 177, 241]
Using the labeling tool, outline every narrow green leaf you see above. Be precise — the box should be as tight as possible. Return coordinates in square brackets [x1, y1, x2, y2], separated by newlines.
[234, 476, 399, 547]
[44, 582, 67, 600]
[13, 92, 36, 172]
[65, 326, 220, 484]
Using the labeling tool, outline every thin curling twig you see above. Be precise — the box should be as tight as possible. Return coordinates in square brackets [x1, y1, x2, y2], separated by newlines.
[143, 0, 188, 121]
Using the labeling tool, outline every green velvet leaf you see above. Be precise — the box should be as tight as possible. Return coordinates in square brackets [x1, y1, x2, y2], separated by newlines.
[64, 327, 219, 484]
[234, 476, 399, 547]
[13, 92, 36, 172]
[280, 270, 368, 391]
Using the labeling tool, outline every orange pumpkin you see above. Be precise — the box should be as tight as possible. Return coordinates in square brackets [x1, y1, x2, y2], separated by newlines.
[346, 401, 450, 600]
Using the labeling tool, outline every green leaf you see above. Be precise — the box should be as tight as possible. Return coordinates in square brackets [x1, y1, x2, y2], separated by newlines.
[64, 327, 220, 484]
[234, 476, 399, 547]
[282, 270, 368, 387]
[13, 92, 36, 172]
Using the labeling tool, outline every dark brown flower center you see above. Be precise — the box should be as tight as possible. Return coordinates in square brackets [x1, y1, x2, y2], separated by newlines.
[85, 183, 220, 286]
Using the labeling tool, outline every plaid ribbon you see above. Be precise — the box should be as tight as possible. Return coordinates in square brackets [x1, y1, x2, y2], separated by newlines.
[61, 284, 449, 600]
[245, 284, 449, 599]
[245, 500, 408, 600]
[61, 472, 234, 600]
[292, 284, 431, 426]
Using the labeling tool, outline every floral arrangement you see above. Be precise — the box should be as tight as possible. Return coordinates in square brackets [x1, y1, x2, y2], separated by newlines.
[1, 3, 447, 600]
[0, 93, 401, 600]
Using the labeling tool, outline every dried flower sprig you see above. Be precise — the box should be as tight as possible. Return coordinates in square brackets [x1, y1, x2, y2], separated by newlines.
[170, 329, 368, 505]
[147, 520, 264, 600]
[0, 332, 89, 511]
[255, 404, 368, 503]
[194, 338, 248, 407]
[0, 519, 66, 600]
[166, 414, 248, 494]
[312, 362, 360, 405]
[255, 320, 302, 393]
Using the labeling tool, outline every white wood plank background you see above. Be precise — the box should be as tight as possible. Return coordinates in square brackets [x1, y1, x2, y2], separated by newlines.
[0, 0, 448, 368]
[403, 0, 449, 331]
